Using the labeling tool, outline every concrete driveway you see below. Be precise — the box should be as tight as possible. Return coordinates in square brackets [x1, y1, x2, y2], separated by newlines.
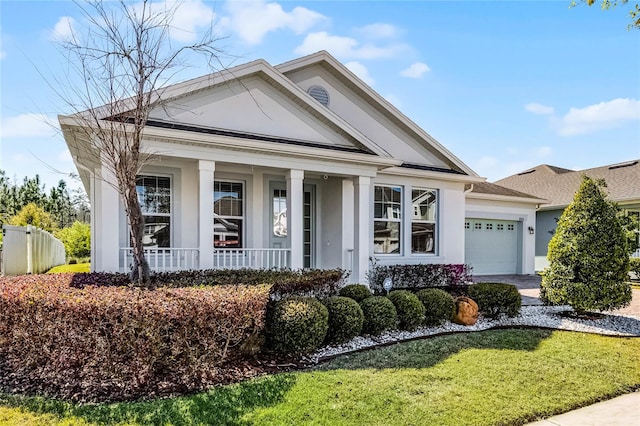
[473, 274, 640, 316]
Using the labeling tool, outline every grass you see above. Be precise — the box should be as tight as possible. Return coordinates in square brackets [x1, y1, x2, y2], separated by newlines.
[1, 329, 639, 425]
[46, 263, 90, 274]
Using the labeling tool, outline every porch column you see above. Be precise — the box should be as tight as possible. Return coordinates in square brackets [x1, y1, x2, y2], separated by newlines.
[287, 169, 304, 270]
[341, 178, 355, 273]
[97, 165, 120, 272]
[353, 176, 371, 284]
[251, 170, 264, 249]
[198, 160, 215, 269]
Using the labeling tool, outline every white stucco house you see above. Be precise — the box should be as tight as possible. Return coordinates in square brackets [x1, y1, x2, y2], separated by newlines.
[59, 51, 541, 282]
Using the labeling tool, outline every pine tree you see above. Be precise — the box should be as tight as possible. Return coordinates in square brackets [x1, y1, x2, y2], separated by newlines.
[541, 176, 631, 314]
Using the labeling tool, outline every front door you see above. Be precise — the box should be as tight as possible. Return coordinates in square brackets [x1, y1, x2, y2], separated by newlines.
[270, 182, 315, 268]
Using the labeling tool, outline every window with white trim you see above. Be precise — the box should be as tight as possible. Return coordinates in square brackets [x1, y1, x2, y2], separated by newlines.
[136, 175, 171, 248]
[214, 181, 244, 248]
[373, 185, 402, 254]
[411, 188, 437, 254]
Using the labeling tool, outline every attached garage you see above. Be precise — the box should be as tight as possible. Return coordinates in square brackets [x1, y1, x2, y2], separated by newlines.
[464, 182, 545, 276]
[465, 219, 519, 275]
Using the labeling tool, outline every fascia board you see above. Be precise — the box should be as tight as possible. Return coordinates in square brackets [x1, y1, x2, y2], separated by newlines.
[465, 192, 548, 205]
[380, 166, 484, 184]
[277, 51, 479, 177]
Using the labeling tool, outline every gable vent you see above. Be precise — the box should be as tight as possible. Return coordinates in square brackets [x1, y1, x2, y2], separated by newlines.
[307, 85, 330, 107]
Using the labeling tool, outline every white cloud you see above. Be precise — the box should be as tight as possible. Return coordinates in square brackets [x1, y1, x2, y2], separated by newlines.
[295, 31, 406, 60]
[224, 0, 326, 45]
[1, 114, 58, 138]
[345, 61, 374, 86]
[162, 0, 216, 43]
[50, 16, 76, 42]
[400, 62, 430, 78]
[558, 98, 640, 136]
[355, 23, 401, 39]
[525, 102, 554, 115]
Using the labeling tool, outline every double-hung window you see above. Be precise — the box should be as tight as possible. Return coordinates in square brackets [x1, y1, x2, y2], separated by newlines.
[214, 181, 244, 248]
[373, 185, 402, 254]
[136, 175, 171, 248]
[411, 188, 437, 254]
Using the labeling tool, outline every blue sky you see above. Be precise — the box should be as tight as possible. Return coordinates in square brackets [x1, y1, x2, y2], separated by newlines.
[1, 0, 639, 193]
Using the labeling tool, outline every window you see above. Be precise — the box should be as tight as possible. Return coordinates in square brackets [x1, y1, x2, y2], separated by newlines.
[465, 222, 470, 229]
[214, 181, 244, 248]
[497, 224, 504, 231]
[486, 223, 493, 230]
[411, 188, 437, 254]
[374, 185, 402, 254]
[136, 175, 171, 248]
[273, 189, 287, 237]
[475, 222, 482, 230]
[507, 224, 515, 231]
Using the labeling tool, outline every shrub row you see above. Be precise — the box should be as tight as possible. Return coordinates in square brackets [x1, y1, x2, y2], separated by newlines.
[65, 268, 346, 299]
[367, 263, 472, 294]
[0, 274, 270, 401]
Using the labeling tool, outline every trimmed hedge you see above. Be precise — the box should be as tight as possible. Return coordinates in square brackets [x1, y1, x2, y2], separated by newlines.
[0, 274, 270, 401]
[368, 263, 472, 294]
[416, 288, 455, 326]
[468, 282, 522, 319]
[323, 296, 364, 344]
[360, 296, 397, 335]
[339, 284, 372, 303]
[67, 268, 345, 299]
[388, 290, 425, 331]
[266, 296, 329, 355]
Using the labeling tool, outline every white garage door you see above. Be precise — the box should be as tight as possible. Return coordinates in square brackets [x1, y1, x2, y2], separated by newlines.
[465, 219, 518, 275]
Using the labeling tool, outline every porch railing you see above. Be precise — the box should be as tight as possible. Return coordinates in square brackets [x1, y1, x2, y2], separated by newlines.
[214, 248, 291, 269]
[121, 248, 200, 273]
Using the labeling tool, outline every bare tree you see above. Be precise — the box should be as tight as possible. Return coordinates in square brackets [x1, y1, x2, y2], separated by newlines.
[58, 0, 225, 284]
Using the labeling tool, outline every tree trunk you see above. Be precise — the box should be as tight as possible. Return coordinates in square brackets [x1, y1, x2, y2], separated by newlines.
[123, 185, 150, 285]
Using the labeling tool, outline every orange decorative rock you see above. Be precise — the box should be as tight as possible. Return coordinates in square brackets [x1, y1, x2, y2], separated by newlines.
[453, 296, 479, 326]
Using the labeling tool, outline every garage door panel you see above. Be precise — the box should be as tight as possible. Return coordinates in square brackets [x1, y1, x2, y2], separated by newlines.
[465, 219, 518, 275]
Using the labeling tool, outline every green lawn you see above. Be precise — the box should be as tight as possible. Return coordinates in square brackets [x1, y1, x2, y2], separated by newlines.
[46, 263, 91, 274]
[1, 329, 639, 426]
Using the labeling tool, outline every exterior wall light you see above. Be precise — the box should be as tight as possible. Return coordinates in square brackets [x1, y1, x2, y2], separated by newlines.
[528, 226, 535, 235]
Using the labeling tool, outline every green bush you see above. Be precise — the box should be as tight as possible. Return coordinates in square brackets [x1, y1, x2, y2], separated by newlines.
[266, 296, 329, 355]
[541, 176, 631, 313]
[339, 284, 372, 303]
[416, 288, 454, 326]
[629, 258, 640, 280]
[359, 296, 397, 335]
[468, 283, 522, 319]
[55, 221, 91, 259]
[323, 296, 364, 344]
[387, 290, 425, 331]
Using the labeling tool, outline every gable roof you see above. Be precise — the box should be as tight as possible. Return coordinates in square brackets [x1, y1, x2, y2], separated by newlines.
[495, 160, 640, 209]
[466, 181, 546, 204]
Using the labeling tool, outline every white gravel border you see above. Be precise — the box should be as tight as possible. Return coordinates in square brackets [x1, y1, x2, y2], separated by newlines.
[307, 306, 640, 363]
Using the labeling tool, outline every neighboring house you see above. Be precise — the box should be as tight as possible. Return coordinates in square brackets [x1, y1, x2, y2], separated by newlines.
[496, 160, 640, 271]
[60, 51, 538, 281]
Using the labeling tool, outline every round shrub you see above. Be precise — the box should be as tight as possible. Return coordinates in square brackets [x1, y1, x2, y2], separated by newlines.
[359, 296, 397, 335]
[339, 284, 372, 303]
[468, 283, 522, 319]
[387, 290, 425, 331]
[323, 296, 364, 344]
[266, 296, 329, 355]
[416, 288, 455, 326]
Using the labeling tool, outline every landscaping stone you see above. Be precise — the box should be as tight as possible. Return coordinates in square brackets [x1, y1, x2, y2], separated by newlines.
[453, 296, 479, 325]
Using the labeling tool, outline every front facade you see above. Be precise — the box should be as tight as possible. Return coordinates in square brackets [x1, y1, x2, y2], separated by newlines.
[497, 161, 640, 271]
[61, 51, 537, 282]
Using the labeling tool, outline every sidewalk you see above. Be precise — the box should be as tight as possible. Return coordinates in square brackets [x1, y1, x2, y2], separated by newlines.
[525, 392, 640, 426]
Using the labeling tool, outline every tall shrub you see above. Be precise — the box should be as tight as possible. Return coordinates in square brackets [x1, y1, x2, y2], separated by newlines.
[541, 176, 631, 314]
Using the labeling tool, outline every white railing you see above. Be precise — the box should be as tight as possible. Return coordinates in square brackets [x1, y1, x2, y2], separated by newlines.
[121, 248, 199, 273]
[632, 248, 640, 259]
[214, 248, 291, 269]
[2, 225, 66, 275]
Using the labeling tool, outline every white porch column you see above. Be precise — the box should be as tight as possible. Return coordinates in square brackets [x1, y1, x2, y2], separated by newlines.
[198, 160, 215, 269]
[97, 165, 120, 272]
[287, 169, 304, 270]
[353, 176, 371, 284]
[251, 170, 264, 249]
[341, 178, 355, 274]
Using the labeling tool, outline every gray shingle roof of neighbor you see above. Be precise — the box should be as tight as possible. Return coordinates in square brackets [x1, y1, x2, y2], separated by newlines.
[469, 181, 541, 199]
[495, 160, 640, 209]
